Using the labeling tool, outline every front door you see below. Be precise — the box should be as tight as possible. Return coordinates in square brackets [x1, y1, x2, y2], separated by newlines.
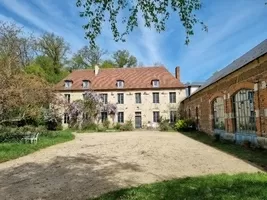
[135, 112, 142, 128]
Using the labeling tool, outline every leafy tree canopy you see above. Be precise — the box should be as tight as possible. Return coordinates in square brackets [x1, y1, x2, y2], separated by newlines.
[27, 56, 69, 84]
[76, 0, 207, 46]
[37, 32, 70, 74]
[112, 50, 137, 68]
[101, 59, 115, 68]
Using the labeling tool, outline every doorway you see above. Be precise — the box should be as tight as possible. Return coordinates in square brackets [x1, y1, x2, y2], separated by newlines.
[135, 112, 142, 128]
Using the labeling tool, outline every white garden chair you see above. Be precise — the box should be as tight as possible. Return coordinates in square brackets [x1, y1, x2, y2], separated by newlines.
[22, 132, 40, 144]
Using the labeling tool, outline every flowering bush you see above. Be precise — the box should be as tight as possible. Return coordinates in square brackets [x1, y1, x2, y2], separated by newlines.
[67, 90, 117, 129]
[43, 96, 66, 130]
[103, 103, 117, 115]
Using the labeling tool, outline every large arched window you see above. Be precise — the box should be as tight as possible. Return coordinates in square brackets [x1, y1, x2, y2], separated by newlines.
[233, 89, 256, 134]
[213, 97, 225, 131]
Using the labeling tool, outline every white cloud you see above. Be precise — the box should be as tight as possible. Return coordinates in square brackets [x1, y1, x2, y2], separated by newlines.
[177, 0, 267, 82]
[137, 15, 163, 65]
[1, 0, 86, 53]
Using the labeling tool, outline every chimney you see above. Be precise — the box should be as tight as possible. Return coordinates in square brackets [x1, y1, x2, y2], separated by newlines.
[175, 66, 180, 81]
[94, 65, 99, 76]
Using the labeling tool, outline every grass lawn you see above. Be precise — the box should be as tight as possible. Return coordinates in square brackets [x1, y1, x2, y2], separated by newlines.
[92, 173, 267, 200]
[180, 131, 267, 171]
[0, 130, 74, 163]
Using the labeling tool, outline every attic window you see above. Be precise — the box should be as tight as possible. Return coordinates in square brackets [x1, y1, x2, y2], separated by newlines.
[82, 80, 90, 89]
[152, 80, 160, 88]
[117, 80, 124, 88]
[64, 80, 72, 89]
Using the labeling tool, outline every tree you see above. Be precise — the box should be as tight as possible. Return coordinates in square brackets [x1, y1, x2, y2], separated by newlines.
[112, 50, 137, 68]
[75, 45, 107, 68]
[101, 59, 115, 68]
[0, 21, 36, 74]
[68, 54, 88, 70]
[37, 32, 70, 74]
[0, 71, 54, 124]
[24, 63, 46, 78]
[26, 56, 69, 84]
[76, 0, 207, 46]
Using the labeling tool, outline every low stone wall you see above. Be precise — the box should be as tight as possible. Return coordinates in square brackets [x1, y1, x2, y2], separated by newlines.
[216, 132, 267, 149]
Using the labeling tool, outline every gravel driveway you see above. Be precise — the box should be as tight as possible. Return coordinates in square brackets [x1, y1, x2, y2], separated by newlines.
[0, 131, 261, 200]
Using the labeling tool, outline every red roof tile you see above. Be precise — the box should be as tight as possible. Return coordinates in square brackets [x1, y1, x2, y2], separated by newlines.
[55, 67, 185, 91]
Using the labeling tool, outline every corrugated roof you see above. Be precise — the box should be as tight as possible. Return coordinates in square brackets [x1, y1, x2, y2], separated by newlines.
[55, 66, 185, 91]
[185, 39, 267, 99]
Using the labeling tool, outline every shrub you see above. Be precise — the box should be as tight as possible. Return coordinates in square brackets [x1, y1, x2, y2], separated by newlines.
[102, 120, 110, 129]
[120, 120, 133, 131]
[0, 127, 19, 142]
[175, 120, 187, 131]
[55, 123, 63, 131]
[82, 122, 98, 130]
[95, 124, 106, 132]
[113, 123, 121, 130]
[213, 134, 221, 142]
[46, 117, 62, 131]
[159, 118, 171, 131]
[0, 125, 48, 142]
[96, 126, 106, 132]
[175, 119, 196, 132]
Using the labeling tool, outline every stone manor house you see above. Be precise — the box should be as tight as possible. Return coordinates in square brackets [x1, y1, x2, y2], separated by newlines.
[55, 66, 186, 128]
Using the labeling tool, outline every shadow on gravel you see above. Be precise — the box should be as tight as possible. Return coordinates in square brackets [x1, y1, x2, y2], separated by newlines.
[0, 153, 142, 200]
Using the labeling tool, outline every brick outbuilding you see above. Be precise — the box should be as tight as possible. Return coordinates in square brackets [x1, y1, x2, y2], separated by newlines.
[180, 39, 267, 147]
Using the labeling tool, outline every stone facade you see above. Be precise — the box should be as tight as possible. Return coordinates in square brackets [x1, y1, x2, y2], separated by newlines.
[60, 89, 186, 128]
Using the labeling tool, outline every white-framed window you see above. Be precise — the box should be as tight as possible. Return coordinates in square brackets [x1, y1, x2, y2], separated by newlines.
[153, 111, 160, 123]
[117, 80, 124, 88]
[152, 80, 160, 88]
[64, 80, 72, 88]
[169, 92, 176, 103]
[64, 94, 70, 103]
[100, 94, 108, 104]
[82, 80, 90, 89]
[118, 93, 124, 104]
[118, 112, 124, 123]
[135, 93, 141, 104]
[170, 111, 177, 123]
[153, 92, 160, 103]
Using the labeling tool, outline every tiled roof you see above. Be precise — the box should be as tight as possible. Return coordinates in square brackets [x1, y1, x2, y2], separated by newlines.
[185, 39, 267, 99]
[55, 66, 185, 91]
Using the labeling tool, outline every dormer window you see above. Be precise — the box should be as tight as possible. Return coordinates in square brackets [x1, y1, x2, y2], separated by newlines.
[64, 80, 72, 89]
[117, 80, 124, 88]
[152, 80, 160, 88]
[82, 80, 90, 89]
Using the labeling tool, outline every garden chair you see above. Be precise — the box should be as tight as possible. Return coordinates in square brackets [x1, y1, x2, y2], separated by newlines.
[22, 132, 40, 144]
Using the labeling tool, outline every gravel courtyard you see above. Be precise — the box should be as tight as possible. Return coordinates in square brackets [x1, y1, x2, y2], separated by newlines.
[0, 131, 261, 200]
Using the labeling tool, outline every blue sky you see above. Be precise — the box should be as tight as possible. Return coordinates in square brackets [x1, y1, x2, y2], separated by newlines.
[0, 0, 266, 83]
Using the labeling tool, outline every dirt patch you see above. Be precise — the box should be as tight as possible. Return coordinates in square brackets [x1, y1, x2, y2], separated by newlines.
[0, 131, 261, 200]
